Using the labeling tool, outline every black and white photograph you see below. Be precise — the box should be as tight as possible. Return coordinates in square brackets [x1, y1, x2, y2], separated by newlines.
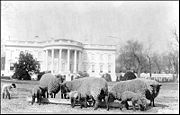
[1, 1, 179, 114]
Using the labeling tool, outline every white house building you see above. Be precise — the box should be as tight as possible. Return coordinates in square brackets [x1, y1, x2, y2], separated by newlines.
[1, 39, 116, 81]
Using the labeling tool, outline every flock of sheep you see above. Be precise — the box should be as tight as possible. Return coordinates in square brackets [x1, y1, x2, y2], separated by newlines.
[2, 72, 162, 112]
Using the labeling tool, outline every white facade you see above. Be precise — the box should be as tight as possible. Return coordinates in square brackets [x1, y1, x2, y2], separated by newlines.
[1, 39, 116, 81]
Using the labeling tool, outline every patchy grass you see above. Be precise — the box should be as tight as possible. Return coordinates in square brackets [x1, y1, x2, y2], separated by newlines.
[1, 79, 179, 114]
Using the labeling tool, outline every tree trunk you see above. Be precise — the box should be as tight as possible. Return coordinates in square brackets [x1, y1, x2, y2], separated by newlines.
[137, 65, 141, 78]
[147, 56, 152, 77]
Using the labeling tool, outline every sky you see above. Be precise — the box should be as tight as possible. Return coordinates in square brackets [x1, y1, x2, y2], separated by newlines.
[1, 1, 179, 54]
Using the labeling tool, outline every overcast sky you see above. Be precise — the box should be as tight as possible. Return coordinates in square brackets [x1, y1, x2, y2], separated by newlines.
[1, 1, 179, 53]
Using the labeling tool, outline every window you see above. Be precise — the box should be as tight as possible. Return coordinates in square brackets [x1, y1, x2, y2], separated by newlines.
[100, 64, 103, 73]
[108, 55, 111, 62]
[10, 63, 14, 71]
[100, 54, 103, 61]
[108, 64, 111, 73]
[92, 64, 95, 72]
[84, 64, 87, 72]
[91, 54, 95, 61]
[1, 57, 5, 70]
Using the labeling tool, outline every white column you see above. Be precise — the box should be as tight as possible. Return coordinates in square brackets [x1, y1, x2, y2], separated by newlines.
[51, 49, 54, 74]
[59, 49, 62, 73]
[67, 49, 70, 73]
[45, 50, 48, 71]
[73, 50, 77, 73]
[78, 51, 82, 72]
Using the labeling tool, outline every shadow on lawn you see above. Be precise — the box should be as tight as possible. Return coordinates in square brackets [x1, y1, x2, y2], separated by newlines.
[146, 103, 169, 110]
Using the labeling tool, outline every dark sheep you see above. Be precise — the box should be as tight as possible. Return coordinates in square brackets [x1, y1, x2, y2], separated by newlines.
[31, 86, 43, 105]
[61, 77, 108, 110]
[140, 78, 162, 107]
[39, 73, 64, 98]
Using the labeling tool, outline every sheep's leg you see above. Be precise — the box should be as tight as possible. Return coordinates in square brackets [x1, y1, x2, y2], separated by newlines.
[8, 92, 11, 99]
[53, 93, 56, 98]
[84, 97, 87, 108]
[2, 93, 5, 99]
[152, 99, 155, 107]
[105, 96, 110, 111]
[71, 98, 75, 108]
[132, 101, 136, 111]
[94, 96, 99, 110]
[124, 101, 129, 110]
[39, 97, 42, 105]
[31, 96, 35, 105]
[149, 100, 153, 106]
[61, 93, 63, 99]
[119, 103, 123, 110]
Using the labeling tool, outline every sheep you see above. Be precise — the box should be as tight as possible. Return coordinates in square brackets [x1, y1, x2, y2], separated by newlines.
[61, 77, 109, 110]
[120, 91, 147, 111]
[137, 78, 162, 107]
[2, 83, 16, 99]
[39, 73, 64, 98]
[106, 78, 151, 111]
[31, 86, 43, 105]
[68, 91, 87, 109]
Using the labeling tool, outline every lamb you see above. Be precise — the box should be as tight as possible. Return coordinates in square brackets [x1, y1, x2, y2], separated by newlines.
[31, 86, 43, 105]
[106, 78, 151, 111]
[39, 73, 64, 98]
[61, 77, 108, 110]
[68, 91, 87, 108]
[120, 91, 147, 111]
[2, 83, 16, 99]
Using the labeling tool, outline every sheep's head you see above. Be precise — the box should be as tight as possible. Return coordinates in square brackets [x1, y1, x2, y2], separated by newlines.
[150, 84, 162, 98]
[61, 82, 71, 93]
[108, 92, 116, 102]
[139, 97, 148, 111]
[12, 83, 16, 88]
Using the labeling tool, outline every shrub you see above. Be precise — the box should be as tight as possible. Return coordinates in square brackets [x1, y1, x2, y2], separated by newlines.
[12, 68, 31, 80]
[121, 71, 137, 81]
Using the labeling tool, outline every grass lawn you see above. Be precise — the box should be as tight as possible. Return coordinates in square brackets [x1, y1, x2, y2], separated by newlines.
[1, 79, 179, 114]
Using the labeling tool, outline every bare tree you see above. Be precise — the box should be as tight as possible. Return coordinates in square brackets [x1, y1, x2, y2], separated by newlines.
[144, 38, 153, 77]
[169, 26, 179, 82]
[118, 40, 147, 77]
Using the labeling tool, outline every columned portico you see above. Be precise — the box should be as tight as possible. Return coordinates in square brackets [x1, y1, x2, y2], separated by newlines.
[2, 39, 116, 81]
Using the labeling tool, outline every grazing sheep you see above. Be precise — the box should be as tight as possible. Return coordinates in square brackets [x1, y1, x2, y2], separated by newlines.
[138, 78, 162, 107]
[120, 91, 147, 111]
[106, 79, 151, 111]
[2, 83, 16, 99]
[39, 73, 64, 98]
[61, 77, 108, 110]
[31, 86, 43, 105]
